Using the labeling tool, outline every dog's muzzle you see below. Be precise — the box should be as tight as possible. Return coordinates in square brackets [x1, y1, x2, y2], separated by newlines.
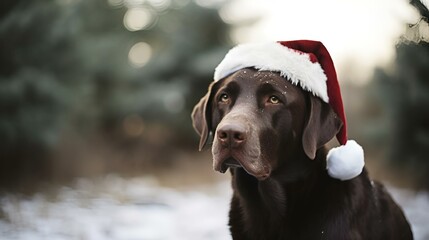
[212, 116, 271, 180]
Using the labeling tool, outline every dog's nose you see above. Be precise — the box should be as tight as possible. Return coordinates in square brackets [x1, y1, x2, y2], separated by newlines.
[217, 123, 246, 148]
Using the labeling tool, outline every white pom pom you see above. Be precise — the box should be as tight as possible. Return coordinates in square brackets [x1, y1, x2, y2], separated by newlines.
[326, 140, 365, 181]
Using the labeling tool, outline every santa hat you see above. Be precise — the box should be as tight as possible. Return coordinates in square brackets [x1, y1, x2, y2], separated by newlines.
[213, 40, 364, 181]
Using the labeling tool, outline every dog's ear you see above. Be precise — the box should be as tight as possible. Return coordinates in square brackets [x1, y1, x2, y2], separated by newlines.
[191, 81, 216, 151]
[302, 95, 343, 159]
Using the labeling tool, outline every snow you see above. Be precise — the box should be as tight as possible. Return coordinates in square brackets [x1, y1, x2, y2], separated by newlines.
[0, 175, 428, 240]
[388, 186, 429, 240]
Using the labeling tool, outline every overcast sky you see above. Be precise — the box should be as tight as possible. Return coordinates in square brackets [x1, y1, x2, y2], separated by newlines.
[219, 0, 424, 82]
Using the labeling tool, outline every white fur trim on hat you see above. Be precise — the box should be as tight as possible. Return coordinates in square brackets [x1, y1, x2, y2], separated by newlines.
[326, 140, 365, 181]
[214, 42, 329, 102]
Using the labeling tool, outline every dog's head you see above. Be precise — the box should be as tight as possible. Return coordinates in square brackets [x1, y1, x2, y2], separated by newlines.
[192, 68, 342, 181]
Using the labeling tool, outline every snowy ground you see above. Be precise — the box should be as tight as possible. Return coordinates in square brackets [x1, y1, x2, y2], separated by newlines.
[0, 175, 428, 240]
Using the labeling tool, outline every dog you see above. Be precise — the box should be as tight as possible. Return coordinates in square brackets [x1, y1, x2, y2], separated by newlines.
[192, 68, 413, 240]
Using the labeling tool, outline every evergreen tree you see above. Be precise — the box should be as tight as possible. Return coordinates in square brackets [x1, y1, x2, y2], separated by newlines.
[369, 0, 429, 188]
[0, 0, 231, 188]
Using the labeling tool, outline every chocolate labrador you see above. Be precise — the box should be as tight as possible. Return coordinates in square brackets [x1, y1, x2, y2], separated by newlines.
[192, 68, 413, 240]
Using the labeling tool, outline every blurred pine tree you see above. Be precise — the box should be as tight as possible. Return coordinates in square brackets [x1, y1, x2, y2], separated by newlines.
[369, 0, 429, 189]
[0, 0, 232, 189]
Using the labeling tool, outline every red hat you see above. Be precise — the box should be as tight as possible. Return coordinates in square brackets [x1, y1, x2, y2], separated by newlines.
[214, 40, 364, 180]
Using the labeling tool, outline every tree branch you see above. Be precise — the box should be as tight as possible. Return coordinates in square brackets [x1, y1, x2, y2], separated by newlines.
[410, 0, 429, 22]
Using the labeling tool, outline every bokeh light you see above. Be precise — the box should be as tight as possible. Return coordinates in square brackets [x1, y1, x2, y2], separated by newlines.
[147, 0, 172, 11]
[107, 0, 123, 8]
[123, 7, 154, 31]
[128, 42, 152, 67]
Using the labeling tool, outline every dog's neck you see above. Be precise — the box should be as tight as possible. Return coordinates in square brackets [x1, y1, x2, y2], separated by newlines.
[230, 147, 331, 238]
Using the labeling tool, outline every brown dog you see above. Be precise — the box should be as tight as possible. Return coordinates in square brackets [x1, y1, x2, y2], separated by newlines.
[192, 68, 413, 240]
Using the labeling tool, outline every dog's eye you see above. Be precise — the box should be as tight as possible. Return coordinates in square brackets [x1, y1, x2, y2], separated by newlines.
[219, 93, 230, 103]
[269, 96, 280, 104]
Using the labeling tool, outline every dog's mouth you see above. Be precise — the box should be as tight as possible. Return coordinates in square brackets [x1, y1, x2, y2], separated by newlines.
[219, 157, 242, 173]
[214, 153, 271, 181]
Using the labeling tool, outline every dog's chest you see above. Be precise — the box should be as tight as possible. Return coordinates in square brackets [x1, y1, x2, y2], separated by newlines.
[231, 178, 333, 239]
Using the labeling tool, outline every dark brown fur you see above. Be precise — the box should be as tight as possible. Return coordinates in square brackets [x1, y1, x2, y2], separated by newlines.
[192, 68, 413, 240]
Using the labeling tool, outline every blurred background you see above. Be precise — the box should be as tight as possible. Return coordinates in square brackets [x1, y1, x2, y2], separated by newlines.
[0, 0, 428, 239]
